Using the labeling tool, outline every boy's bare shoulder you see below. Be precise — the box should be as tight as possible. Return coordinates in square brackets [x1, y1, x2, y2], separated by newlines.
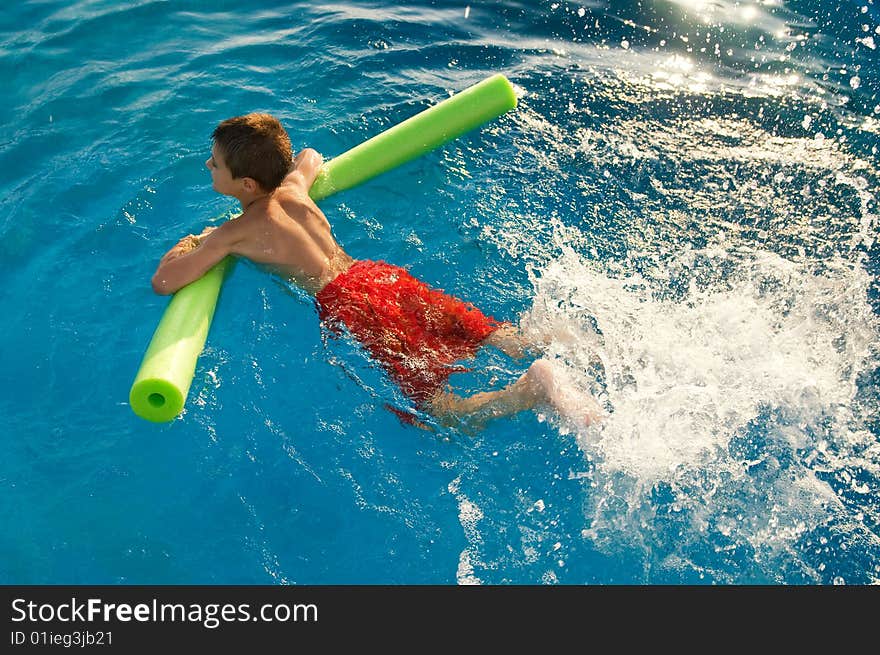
[282, 148, 323, 192]
[278, 173, 313, 198]
[203, 212, 248, 247]
[272, 185, 320, 218]
[213, 205, 276, 243]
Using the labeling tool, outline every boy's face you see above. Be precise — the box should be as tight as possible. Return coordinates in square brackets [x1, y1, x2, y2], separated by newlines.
[205, 145, 236, 195]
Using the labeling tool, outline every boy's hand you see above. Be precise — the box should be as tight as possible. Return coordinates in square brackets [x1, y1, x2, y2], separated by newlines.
[197, 225, 217, 240]
[178, 234, 201, 250]
[159, 234, 200, 265]
[180, 226, 216, 250]
[152, 222, 237, 295]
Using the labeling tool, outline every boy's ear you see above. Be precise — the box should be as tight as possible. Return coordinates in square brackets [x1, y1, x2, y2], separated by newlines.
[241, 177, 259, 193]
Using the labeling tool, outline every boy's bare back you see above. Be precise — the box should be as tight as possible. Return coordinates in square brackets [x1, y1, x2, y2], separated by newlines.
[219, 154, 355, 294]
[152, 147, 354, 296]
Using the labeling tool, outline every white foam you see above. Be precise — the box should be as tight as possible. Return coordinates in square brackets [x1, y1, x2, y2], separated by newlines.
[523, 246, 876, 477]
[449, 475, 485, 585]
[514, 242, 880, 580]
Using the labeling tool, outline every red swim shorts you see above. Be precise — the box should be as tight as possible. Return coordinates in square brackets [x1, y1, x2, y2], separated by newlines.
[315, 260, 502, 407]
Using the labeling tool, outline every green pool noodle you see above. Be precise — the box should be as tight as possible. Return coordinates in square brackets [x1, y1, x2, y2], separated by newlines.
[130, 73, 518, 422]
[307, 73, 518, 200]
[129, 260, 230, 422]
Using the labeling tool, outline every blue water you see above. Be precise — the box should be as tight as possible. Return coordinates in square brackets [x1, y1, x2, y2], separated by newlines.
[1, 0, 878, 584]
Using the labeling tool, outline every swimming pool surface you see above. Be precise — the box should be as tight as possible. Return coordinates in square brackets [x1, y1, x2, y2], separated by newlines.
[1, 0, 878, 584]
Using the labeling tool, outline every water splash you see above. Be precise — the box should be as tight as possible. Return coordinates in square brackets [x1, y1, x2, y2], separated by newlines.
[518, 243, 879, 582]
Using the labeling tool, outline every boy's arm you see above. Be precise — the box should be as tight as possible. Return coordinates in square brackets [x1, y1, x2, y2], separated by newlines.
[283, 148, 324, 192]
[151, 222, 239, 295]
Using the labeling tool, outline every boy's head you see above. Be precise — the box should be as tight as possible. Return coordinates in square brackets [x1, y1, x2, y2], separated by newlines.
[209, 113, 292, 194]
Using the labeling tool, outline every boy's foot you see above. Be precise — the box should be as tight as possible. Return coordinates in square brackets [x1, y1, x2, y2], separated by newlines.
[523, 359, 605, 427]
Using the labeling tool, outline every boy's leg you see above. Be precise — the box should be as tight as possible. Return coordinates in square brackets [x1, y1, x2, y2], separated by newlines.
[428, 359, 603, 431]
[484, 323, 606, 384]
[483, 323, 544, 360]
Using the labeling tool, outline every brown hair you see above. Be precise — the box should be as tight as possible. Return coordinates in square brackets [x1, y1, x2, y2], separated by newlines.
[211, 113, 292, 191]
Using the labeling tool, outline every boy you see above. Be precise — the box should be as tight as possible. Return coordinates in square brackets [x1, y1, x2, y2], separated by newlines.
[152, 113, 602, 429]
